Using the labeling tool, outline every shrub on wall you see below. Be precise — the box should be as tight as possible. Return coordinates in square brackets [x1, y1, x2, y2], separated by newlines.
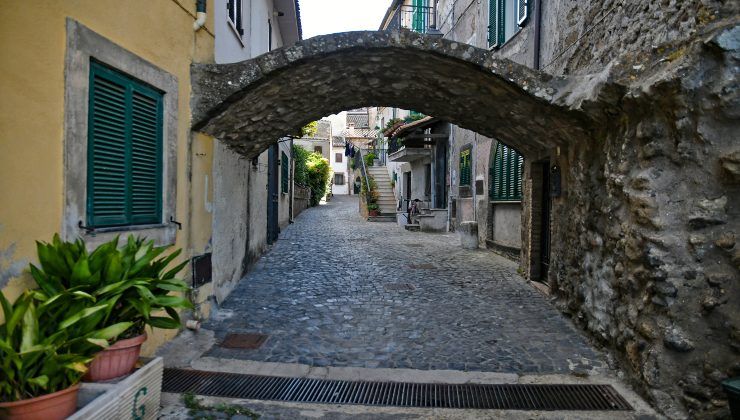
[293, 145, 310, 186]
[293, 145, 331, 206]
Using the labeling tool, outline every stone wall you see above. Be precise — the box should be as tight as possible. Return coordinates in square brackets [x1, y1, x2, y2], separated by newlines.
[548, 25, 740, 418]
[293, 184, 311, 217]
[540, 0, 737, 75]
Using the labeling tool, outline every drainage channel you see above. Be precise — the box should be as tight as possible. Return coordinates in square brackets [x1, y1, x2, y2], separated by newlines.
[163, 368, 633, 411]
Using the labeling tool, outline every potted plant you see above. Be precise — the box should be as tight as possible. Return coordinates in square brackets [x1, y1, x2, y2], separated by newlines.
[364, 153, 376, 167]
[30, 235, 192, 381]
[367, 203, 380, 217]
[0, 289, 127, 419]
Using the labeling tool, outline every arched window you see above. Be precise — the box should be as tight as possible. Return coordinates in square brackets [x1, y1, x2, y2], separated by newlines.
[489, 142, 523, 201]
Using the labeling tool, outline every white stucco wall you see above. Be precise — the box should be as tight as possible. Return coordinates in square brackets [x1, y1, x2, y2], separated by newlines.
[212, 0, 294, 301]
[330, 142, 349, 195]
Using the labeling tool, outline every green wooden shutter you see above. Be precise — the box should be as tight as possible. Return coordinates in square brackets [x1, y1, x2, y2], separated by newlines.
[412, 0, 426, 33]
[88, 66, 129, 227]
[281, 151, 289, 193]
[459, 149, 471, 186]
[87, 61, 163, 228]
[129, 88, 163, 225]
[489, 0, 506, 47]
[489, 142, 523, 201]
[488, 0, 497, 47]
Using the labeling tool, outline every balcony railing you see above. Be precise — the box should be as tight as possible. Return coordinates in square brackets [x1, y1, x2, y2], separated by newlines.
[387, 4, 438, 34]
[388, 137, 403, 155]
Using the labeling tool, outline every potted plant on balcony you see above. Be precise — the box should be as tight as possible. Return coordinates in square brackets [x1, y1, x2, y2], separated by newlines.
[30, 235, 192, 381]
[0, 289, 128, 419]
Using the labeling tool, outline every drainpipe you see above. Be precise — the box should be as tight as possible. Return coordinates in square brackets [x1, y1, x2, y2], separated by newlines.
[193, 0, 207, 31]
[533, 0, 543, 69]
[289, 137, 295, 223]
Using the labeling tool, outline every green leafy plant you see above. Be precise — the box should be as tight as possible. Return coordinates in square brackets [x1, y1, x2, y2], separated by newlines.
[30, 234, 192, 339]
[183, 392, 260, 419]
[0, 289, 124, 402]
[384, 118, 403, 132]
[364, 153, 376, 167]
[293, 145, 331, 206]
[367, 203, 379, 211]
[300, 121, 318, 138]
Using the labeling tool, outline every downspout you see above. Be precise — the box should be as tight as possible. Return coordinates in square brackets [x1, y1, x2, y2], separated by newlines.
[533, 0, 543, 69]
[289, 137, 295, 223]
[193, 0, 207, 31]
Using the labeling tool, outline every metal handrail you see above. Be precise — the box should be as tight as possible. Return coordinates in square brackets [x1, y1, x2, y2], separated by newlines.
[357, 149, 372, 194]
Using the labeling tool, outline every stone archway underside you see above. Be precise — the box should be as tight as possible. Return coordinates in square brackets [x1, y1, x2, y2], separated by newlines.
[191, 30, 601, 158]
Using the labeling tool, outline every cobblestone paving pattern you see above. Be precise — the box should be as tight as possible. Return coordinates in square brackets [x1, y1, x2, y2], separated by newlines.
[204, 196, 605, 373]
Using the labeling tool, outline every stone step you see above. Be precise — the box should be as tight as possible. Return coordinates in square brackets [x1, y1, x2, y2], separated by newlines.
[368, 215, 396, 223]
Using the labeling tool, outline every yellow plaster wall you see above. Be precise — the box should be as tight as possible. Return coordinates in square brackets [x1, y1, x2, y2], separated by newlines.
[0, 0, 216, 353]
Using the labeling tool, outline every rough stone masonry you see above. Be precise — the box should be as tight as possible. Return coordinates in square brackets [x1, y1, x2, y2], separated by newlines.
[190, 18, 740, 420]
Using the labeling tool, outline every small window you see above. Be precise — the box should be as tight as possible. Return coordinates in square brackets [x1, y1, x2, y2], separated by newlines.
[314, 146, 323, 154]
[459, 148, 471, 187]
[87, 61, 163, 228]
[334, 173, 345, 185]
[488, 0, 528, 48]
[227, 0, 244, 36]
[281, 151, 289, 194]
[335, 153, 343, 163]
[489, 142, 523, 201]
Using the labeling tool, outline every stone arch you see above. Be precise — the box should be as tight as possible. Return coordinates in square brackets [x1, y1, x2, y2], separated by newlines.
[191, 30, 597, 159]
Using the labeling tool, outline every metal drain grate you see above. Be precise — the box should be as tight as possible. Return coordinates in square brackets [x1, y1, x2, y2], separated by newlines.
[384, 283, 416, 291]
[220, 333, 268, 349]
[163, 369, 633, 411]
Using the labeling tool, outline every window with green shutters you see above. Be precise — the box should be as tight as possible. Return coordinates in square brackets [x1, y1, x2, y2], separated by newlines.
[488, 0, 529, 48]
[411, 0, 427, 33]
[489, 142, 523, 201]
[87, 61, 163, 228]
[281, 151, 289, 194]
[459, 148, 472, 187]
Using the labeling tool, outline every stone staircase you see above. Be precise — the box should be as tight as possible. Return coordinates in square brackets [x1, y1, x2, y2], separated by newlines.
[367, 166, 397, 222]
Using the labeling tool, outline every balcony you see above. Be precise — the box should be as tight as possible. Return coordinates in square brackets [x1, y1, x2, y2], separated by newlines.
[386, 3, 439, 35]
[386, 116, 441, 163]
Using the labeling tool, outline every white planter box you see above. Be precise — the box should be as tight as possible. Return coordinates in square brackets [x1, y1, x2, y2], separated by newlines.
[71, 357, 163, 420]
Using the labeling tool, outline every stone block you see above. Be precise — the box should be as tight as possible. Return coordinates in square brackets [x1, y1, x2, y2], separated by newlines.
[458, 221, 479, 249]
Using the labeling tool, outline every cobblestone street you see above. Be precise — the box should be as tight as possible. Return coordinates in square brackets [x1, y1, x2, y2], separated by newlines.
[203, 195, 605, 374]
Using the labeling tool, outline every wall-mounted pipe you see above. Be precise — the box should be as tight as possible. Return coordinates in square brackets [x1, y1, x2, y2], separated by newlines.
[193, 0, 207, 31]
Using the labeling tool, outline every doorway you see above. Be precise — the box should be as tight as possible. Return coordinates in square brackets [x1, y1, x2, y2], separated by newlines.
[267, 144, 279, 244]
[404, 171, 411, 202]
[539, 160, 551, 283]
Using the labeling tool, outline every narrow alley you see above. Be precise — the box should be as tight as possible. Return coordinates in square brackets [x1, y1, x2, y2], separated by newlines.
[183, 195, 603, 373]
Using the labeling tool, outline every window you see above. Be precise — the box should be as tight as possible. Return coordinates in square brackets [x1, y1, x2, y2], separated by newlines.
[489, 0, 528, 48]
[459, 148, 472, 187]
[281, 151, 289, 194]
[334, 173, 345, 185]
[87, 61, 163, 228]
[489, 142, 524, 201]
[227, 0, 244, 35]
[314, 146, 323, 154]
[335, 153, 343, 163]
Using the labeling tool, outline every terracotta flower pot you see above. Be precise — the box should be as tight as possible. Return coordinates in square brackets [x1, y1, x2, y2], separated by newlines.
[368, 210, 380, 216]
[0, 383, 80, 420]
[84, 333, 147, 382]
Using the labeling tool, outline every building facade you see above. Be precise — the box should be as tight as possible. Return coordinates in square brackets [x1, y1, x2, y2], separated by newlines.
[0, 0, 301, 354]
